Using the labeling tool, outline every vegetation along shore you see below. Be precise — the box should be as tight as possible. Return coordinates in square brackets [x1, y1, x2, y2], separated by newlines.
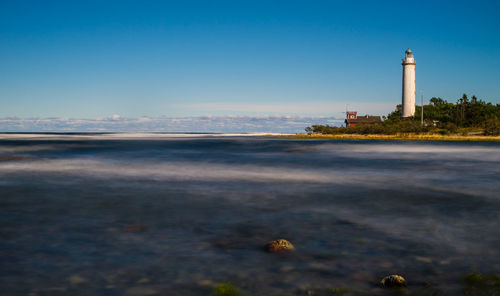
[300, 94, 500, 140]
[280, 133, 500, 141]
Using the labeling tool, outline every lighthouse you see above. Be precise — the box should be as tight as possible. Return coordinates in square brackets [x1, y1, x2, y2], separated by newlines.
[401, 48, 416, 117]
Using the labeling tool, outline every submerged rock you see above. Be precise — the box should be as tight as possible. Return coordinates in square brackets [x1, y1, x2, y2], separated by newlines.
[463, 272, 500, 288]
[380, 274, 407, 288]
[266, 239, 295, 253]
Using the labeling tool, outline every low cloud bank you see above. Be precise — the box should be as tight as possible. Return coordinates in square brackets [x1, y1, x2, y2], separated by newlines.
[0, 116, 343, 133]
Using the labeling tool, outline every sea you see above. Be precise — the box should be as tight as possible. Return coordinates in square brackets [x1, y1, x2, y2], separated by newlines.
[1, 133, 499, 295]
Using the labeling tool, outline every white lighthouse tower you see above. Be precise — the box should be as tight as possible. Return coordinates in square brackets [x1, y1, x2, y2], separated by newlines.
[401, 48, 416, 117]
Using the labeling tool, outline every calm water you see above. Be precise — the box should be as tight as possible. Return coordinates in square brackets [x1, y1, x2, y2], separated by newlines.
[1, 134, 499, 295]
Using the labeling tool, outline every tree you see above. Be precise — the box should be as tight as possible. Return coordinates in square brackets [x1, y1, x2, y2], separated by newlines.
[430, 97, 445, 106]
[305, 94, 500, 135]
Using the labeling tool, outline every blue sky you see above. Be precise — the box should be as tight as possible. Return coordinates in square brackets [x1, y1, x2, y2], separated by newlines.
[1, 0, 500, 131]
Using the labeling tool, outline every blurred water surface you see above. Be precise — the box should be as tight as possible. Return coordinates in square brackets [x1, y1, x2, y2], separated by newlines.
[1, 135, 499, 295]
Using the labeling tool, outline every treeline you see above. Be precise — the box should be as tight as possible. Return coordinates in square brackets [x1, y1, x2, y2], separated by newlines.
[385, 94, 500, 127]
[306, 94, 500, 135]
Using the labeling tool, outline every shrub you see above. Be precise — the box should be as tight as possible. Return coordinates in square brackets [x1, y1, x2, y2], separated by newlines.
[484, 118, 500, 136]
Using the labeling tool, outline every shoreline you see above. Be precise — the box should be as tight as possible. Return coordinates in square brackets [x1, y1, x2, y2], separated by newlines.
[1, 132, 499, 142]
[275, 133, 500, 142]
[0, 132, 291, 140]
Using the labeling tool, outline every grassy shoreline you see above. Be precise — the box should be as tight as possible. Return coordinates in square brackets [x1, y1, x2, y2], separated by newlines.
[274, 133, 500, 142]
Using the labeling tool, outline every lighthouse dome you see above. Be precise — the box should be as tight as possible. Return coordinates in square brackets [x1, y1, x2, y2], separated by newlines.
[403, 48, 415, 64]
[405, 48, 414, 58]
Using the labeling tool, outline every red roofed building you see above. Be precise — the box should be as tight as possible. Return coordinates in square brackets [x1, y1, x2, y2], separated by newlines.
[345, 111, 381, 127]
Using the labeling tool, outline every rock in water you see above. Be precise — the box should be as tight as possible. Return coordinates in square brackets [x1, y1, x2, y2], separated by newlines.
[380, 275, 407, 288]
[266, 239, 295, 253]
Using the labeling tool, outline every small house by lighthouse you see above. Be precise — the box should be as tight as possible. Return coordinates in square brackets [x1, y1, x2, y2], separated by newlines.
[344, 111, 381, 127]
[401, 48, 416, 117]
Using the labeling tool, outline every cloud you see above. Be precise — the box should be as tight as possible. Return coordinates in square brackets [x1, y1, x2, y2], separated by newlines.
[181, 101, 396, 116]
[0, 116, 344, 133]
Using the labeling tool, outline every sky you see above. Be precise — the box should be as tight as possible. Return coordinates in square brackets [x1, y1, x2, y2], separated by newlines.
[1, 0, 500, 132]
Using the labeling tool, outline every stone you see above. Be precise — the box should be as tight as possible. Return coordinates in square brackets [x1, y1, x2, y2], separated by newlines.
[266, 239, 295, 253]
[380, 274, 407, 288]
